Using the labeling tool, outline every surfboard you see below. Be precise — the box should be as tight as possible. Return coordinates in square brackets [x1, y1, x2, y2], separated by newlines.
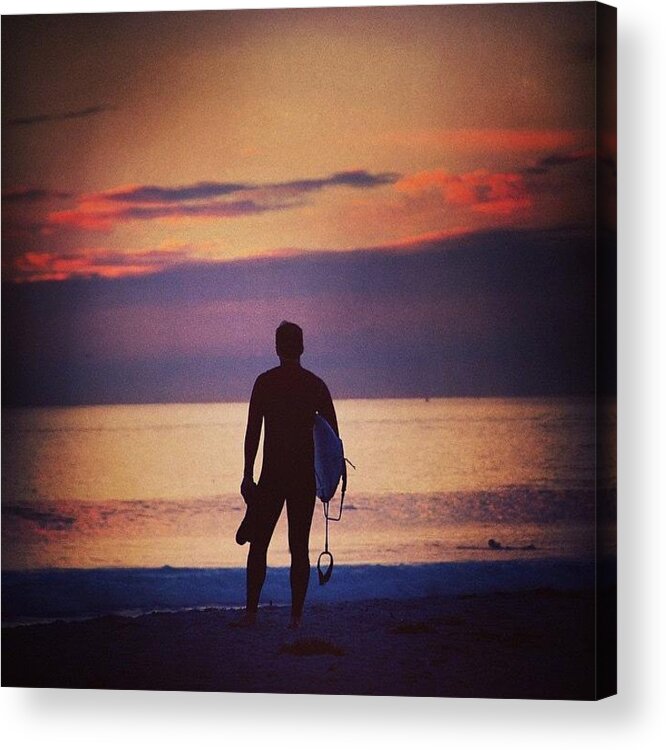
[313, 413, 345, 502]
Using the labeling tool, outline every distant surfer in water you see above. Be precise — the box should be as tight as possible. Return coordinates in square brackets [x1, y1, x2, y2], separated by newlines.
[237, 321, 338, 629]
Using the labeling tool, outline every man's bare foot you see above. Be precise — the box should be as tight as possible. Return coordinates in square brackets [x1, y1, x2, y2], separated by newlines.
[287, 616, 302, 630]
[230, 611, 257, 628]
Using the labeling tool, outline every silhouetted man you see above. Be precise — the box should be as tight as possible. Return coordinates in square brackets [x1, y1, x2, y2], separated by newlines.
[239, 321, 338, 628]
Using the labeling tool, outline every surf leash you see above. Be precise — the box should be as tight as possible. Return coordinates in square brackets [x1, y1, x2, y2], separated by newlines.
[317, 457, 355, 585]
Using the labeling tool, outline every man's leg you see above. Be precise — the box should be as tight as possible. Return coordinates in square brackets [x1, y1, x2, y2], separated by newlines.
[246, 490, 283, 618]
[286, 488, 316, 627]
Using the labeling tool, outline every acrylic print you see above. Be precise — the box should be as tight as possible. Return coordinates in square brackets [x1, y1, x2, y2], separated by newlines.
[1, 3, 616, 699]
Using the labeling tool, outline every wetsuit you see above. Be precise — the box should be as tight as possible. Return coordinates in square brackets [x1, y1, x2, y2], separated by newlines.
[244, 361, 338, 619]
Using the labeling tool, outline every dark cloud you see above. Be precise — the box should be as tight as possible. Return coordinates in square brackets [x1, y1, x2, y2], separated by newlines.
[3, 505, 75, 530]
[2, 225, 607, 405]
[47, 170, 399, 229]
[49, 197, 297, 230]
[5, 104, 114, 127]
[275, 170, 400, 193]
[2, 187, 73, 203]
[106, 182, 252, 204]
[330, 170, 399, 187]
[114, 198, 293, 221]
[522, 151, 590, 175]
[538, 153, 587, 168]
[103, 170, 399, 203]
[1, 218, 50, 238]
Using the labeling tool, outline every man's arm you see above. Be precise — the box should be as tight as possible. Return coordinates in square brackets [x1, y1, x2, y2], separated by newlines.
[318, 381, 339, 437]
[243, 378, 263, 482]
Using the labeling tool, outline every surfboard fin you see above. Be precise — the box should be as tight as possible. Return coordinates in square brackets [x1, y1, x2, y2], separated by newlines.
[317, 550, 334, 585]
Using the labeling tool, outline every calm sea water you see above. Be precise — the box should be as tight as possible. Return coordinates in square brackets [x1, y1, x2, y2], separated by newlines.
[2, 398, 613, 571]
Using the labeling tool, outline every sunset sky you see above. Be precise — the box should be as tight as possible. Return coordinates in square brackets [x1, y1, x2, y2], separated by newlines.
[2, 4, 615, 404]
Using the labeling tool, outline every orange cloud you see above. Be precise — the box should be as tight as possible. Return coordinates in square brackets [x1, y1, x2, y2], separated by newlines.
[48, 197, 282, 231]
[10, 247, 195, 282]
[396, 168, 532, 217]
[386, 128, 592, 153]
[48, 200, 120, 231]
[45, 171, 397, 232]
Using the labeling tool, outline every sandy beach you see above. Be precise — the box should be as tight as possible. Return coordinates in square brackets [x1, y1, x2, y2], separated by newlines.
[2, 588, 603, 699]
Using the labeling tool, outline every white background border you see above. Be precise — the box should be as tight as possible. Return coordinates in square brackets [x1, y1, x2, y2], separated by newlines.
[1, 0, 664, 747]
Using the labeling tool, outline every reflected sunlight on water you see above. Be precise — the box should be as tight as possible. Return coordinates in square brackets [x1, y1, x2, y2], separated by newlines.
[2, 398, 613, 569]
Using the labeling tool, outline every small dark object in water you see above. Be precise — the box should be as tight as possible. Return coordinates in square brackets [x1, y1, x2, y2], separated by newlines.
[488, 539, 537, 551]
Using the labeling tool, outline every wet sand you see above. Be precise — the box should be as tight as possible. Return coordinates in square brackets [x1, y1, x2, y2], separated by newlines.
[2, 589, 599, 699]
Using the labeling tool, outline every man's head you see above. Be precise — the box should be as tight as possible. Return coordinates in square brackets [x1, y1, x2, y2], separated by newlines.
[275, 321, 304, 360]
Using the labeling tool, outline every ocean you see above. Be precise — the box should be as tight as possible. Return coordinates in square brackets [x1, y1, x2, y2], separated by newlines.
[1, 397, 615, 623]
